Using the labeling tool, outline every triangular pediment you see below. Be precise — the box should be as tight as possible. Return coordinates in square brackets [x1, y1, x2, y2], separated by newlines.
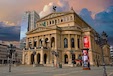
[37, 12, 73, 22]
[27, 27, 49, 34]
[26, 26, 60, 35]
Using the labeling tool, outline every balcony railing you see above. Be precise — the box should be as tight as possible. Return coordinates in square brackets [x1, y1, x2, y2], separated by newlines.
[23, 46, 49, 51]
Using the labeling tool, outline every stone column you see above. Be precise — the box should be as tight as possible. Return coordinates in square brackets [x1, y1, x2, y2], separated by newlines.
[89, 51, 94, 65]
[76, 54, 78, 59]
[61, 34, 63, 49]
[68, 53, 72, 65]
[42, 36, 45, 47]
[26, 38, 29, 49]
[89, 36, 92, 50]
[28, 52, 31, 65]
[48, 34, 51, 48]
[79, 36, 82, 49]
[34, 53, 37, 64]
[54, 55, 58, 67]
[40, 48, 44, 64]
[68, 34, 71, 50]
[75, 35, 78, 50]
[47, 52, 50, 64]
[37, 37, 39, 48]
[31, 38, 34, 48]
[62, 53, 64, 64]
[55, 34, 58, 50]
[22, 51, 25, 64]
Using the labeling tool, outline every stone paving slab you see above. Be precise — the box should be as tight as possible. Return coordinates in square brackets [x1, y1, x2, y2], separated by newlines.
[0, 65, 113, 76]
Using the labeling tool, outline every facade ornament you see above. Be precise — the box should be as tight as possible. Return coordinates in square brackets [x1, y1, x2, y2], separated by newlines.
[53, 6, 57, 12]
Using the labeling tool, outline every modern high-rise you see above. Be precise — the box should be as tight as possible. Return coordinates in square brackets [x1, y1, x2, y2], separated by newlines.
[20, 11, 40, 49]
[27, 11, 40, 31]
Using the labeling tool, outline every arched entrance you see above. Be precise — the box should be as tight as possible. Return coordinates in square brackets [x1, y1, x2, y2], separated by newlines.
[31, 54, 35, 64]
[44, 54, 47, 64]
[72, 54, 76, 64]
[51, 37, 55, 48]
[45, 38, 49, 48]
[37, 53, 40, 64]
[64, 54, 68, 64]
[39, 39, 43, 47]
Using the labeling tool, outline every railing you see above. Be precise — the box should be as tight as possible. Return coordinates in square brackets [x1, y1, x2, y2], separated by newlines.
[23, 47, 50, 51]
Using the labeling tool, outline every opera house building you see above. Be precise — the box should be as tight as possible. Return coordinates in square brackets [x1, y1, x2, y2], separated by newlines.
[22, 9, 110, 66]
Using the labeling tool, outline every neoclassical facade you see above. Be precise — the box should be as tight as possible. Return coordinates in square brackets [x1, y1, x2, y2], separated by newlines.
[22, 9, 110, 66]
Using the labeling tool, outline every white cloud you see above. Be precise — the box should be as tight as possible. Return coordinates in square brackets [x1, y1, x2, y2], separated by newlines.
[39, 0, 70, 17]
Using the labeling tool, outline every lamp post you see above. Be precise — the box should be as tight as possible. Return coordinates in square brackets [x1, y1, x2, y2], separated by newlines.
[32, 51, 36, 67]
[70, 50, 74, 67]
[14, 52, 18, 66]
[95, 31, 108, 76]
[7, 44, 16, 72]
[52, 51, 59, 68]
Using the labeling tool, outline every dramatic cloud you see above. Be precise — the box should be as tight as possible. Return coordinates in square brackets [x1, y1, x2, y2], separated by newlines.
[79, 8, 94, 28]
[79, 6, 113, 45]
[39, 0, 70, 17]
[0, 21, 20, 41]
[94, 6, 113, 44]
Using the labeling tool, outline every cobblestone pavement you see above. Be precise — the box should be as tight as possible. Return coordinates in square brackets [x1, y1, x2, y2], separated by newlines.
[0, 65, 113, 76]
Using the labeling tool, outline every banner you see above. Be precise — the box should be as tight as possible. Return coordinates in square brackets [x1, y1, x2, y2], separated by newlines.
[84, 36, 90, 48]
[82, 49, 90, 70]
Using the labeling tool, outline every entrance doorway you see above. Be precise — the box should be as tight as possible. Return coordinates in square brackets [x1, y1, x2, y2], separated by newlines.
[31, 54, 35, 64]
[37, 53, 40, 64]
[44, 54, 47, 64]
[72, 54, 76, 64]
[64, 54, 68, 64]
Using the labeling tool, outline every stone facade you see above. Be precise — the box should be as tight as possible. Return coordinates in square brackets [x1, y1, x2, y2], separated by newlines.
[0, 43, 22, 64]
[22, 10, 110, 66]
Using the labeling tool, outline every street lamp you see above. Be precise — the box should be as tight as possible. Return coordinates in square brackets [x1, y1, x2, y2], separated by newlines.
[7, 44, 16, 72]
[70, 50, 74, 67]
[32, 51, 36, 67]
[51, 51, 59, 68]
[14, 52, 18, 66]
[95, 31, 108, 76]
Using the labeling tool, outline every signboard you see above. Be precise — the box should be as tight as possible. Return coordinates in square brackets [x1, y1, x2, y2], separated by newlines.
[84, 36, 90, 48]
[82, 49, 90, 70]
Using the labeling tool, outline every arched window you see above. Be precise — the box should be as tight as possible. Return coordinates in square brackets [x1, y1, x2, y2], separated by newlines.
[71, 38, 74, 48]
[45, 38, 49, 48]
[51, 37, 55, 48]
[64, 54, 68, 64]
[52, 20, 54, 24]
[34, 41, 37, 47]
[39, 39, 42, 47]
[64, 38, 68, 48]
[61, 19, 63, 22]
[55, 20, 57, 24]
[70, 16, 73, 20]
[50, 21, 51, 24]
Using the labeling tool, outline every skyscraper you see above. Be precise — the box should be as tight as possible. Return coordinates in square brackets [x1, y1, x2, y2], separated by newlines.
[20, 11, 40, 49]
[27, 11, 40, 31]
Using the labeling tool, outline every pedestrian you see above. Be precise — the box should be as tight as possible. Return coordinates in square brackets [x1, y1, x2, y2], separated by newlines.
[52, 60, 54, 67]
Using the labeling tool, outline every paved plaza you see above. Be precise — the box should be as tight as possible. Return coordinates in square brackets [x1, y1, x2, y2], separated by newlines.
[0, 65, 113, 76]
